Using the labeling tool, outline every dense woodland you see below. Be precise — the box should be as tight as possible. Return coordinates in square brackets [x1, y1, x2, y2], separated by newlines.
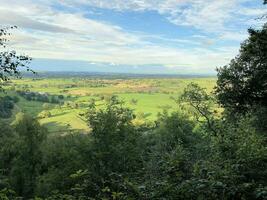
[0, 2, 267, 200]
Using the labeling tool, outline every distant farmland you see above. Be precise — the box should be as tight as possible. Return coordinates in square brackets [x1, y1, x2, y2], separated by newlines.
[3, 75, 216, 134]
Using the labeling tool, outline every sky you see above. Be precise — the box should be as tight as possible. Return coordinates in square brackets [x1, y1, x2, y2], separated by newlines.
[0, 0, 266, 74]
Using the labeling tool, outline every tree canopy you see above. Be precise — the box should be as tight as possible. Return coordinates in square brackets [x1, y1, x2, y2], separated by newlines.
[215, 24, 267, 114]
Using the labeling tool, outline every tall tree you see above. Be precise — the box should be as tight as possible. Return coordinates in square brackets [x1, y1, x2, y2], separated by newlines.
[85, 96, 142, 199]
[215, 24, 267, 114]
[10, 113, 46, 198]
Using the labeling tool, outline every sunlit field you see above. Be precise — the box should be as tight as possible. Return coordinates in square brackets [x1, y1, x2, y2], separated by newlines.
[4, 76, 216, 134]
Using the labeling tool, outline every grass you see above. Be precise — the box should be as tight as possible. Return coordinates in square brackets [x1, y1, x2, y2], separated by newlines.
[118, 93, 175, 119]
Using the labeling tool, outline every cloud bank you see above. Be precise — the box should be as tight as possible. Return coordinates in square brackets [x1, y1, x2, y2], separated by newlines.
[0, 0, 266, 73]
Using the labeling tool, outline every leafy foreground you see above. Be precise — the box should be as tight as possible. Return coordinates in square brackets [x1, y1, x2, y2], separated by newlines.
[0, 12, 267, 200]
[0, 91, 266, 199]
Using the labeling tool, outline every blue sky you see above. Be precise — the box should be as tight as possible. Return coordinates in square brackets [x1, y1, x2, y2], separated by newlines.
[0, 0, 266, 74]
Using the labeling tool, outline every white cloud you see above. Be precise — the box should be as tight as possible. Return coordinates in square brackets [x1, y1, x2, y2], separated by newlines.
[0, 9, 74, 33]
[239, 7, 267, 16]
[0, 0, 263, 73]
[61, 0, 266, 32]
[220, 31, 248, 42]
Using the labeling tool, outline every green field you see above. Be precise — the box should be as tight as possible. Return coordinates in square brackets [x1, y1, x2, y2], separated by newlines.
[5, 76, 216, 134]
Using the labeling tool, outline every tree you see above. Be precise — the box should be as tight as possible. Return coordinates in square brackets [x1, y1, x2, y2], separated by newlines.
[58, 95, 64, 100]
[51, 96, 59, 104]
[0, 26, 32, 83]
[85, 96, 142, 199]
[215, 24, 267, 114]
[180, 83, 218, 136]
[38, 110, 52, 118]
[10, 113, 47, 198]
[87, 96, 141, 171]
[0, 96, 15, 118]
[0, 121, 15, 191]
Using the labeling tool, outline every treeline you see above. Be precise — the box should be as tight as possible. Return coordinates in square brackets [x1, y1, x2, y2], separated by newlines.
[17, 91, 64, 104]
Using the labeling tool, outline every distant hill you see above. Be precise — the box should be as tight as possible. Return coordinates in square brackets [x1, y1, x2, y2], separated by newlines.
[27, 58, 217, 76]
[21, 71, 216, 79]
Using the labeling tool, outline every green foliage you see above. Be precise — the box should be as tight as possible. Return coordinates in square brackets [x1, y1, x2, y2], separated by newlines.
[9, 113, 47, 198]
[87, 96, 135, 146]
[0, 188, 16, 200]
[0, 121, 15, 191]
[38, 110, 52, 119]
[196, 116, 267, 200]
[139, 111, 200, 199]
[35, 134, 90, 197]
[83, 96, 143, 199]
[0, 26, 32, 83]
[179, 83, 218, 136]
[0, 91, 266, 199]
[0, 96, 16, 118]
[215, 24, 267, 115]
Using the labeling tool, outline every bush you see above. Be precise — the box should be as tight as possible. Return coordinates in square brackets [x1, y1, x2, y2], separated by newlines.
[0, 96, 16, 118]
[38, 110, 52, 118]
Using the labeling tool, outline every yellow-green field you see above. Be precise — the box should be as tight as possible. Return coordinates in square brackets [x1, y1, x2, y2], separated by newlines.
[5, 77, 216, 134]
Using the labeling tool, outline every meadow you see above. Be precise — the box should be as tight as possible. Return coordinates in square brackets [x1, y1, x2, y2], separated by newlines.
[4, 75, 216, 134]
